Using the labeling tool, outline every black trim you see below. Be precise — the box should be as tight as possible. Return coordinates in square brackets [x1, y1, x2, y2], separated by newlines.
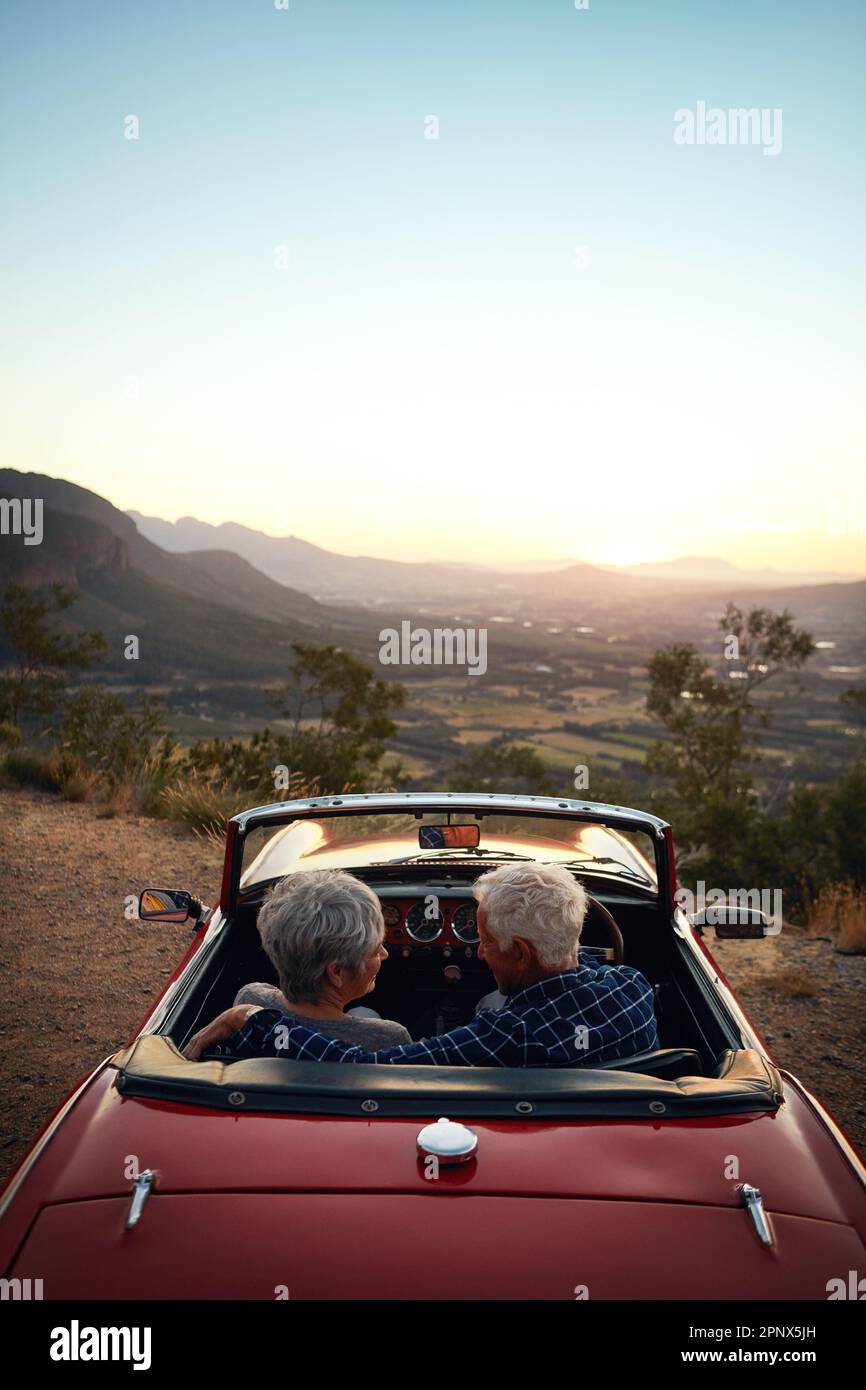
[111, 1038, 783, 1120]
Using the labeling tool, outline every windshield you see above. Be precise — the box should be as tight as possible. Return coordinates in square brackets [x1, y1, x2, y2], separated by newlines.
[240, 811, 657, 893]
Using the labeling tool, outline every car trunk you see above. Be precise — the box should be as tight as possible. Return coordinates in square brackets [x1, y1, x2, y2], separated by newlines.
[4, 1059, 865, 1301]
[10, 1062, 862, 1224]
[10, 1191, 864, 1299]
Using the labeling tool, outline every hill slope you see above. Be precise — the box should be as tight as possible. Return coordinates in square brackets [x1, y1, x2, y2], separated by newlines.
[0, 471, 380, 678]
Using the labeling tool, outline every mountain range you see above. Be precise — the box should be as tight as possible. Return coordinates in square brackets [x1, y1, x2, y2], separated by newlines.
[0, 470, 380, 679]
[128, 511, 861, 598]
[2, 470, 864, 687]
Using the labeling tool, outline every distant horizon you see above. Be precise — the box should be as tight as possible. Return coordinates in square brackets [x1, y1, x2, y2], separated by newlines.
[123, 497, 864, 580]
[5, 464, 864, 579]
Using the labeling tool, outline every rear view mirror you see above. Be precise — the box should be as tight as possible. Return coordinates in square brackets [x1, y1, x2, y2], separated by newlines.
[691, 906, 773, 939]
[419, 824, 480, 850]
[138, 888, 203, 924]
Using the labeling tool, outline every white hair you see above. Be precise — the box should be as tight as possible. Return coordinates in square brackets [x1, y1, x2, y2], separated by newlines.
[473, 862, 588, 969]
[257, 869, 383, 1003]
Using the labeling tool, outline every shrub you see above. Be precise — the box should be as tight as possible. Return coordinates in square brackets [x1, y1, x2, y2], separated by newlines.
[768, 968, 821, 999]
[162, 766, 324, 843]
[46, 748, 91, 801]
[59, 773, 89, 802]
[806, 882, 866, 955]
[131, 748, 179, 818]
[0, 720, 21, 749]
[162, 775, 251, 843]
[174, 730, 286, 807]
[2, 746, 60, 790]
[54, 687, 175, 801]
[445, 741, 555, 795]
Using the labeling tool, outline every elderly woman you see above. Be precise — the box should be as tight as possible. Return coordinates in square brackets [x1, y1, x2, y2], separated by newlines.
[184, 869, 411, 1060]
[186, 862, 657, 1067]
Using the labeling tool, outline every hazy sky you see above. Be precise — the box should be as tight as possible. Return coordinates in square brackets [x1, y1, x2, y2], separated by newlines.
[2, 0, 864, 572]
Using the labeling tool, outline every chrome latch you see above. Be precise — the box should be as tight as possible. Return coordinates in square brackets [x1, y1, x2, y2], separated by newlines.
[125, 1169, 156, 1230]
[738, 1181, 774, 1248]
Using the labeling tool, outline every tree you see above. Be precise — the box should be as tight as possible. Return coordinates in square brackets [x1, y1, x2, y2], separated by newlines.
[840, 685, 866, 749]
[646, 606, 814, 801]
[644, 606, 814, 884]
[265, 642, 405, 790]
[446, 741, 554, 795]
[0, 582, 107, 727]
[56, 687, 173, 785]
[774, 761, 866, 916]
[645, 643, 746, 803]
[719, 602, 814, 710]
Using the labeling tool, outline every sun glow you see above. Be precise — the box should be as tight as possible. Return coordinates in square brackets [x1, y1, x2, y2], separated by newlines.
[597, 547, 647, 568]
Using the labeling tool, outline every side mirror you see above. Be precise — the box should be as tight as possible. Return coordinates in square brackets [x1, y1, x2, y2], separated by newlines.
[138, 888, 204, 925]
[691, 905, 772, 939]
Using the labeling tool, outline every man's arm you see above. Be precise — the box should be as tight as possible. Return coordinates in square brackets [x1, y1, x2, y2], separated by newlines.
[183, 1004, 262, 1060]
[226, 1006, 531, 1067]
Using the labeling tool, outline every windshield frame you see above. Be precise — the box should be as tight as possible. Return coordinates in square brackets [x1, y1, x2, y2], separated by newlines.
[222, 792, 674, 916]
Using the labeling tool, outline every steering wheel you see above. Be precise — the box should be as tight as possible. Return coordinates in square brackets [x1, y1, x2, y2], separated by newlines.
[581, 892, 625, 965]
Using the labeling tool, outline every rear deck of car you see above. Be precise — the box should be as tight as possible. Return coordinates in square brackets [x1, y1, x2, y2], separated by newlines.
[3, 1060, 865, 1300]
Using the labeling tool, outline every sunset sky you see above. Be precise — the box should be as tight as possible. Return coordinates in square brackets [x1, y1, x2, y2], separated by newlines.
[1, 0, 864, 573]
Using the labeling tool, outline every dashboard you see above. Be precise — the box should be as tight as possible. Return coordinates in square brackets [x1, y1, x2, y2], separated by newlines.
[377, 895, 479, 956]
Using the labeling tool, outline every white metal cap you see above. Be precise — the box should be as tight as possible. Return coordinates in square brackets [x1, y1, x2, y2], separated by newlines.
[416, 1117, 478, 1163]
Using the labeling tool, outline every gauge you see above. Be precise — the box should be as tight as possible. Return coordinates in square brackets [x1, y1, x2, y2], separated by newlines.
[452, 902, 479, 944]
[381, 903, 401, 928]
[406, 900, 444, 942]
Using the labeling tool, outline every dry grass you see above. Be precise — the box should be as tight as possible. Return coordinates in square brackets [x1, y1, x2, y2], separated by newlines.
[160, 769, 330, 844]
[161, 775, 254, 845]
[765, 967, 821, 999]
[806, 882, 866, 955]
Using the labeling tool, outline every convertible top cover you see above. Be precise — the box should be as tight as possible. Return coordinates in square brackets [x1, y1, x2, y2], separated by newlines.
[112, 1037, 784, 1120]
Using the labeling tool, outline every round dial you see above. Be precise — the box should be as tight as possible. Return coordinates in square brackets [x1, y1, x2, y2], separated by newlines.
[406, 900, 444, 942]
[381, 903, 401, 928]
[452, 902, 479, 944]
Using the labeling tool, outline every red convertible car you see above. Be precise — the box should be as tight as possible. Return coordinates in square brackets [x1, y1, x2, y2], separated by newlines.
[2, 792, 865, 1300]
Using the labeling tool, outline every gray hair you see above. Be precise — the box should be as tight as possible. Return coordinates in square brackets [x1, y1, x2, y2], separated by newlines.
[257, 869, 383, 1003]
[473, 862, 587, 969]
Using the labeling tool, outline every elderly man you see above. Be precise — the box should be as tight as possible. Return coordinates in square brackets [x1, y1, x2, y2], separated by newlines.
[187, 862, 658, 1066]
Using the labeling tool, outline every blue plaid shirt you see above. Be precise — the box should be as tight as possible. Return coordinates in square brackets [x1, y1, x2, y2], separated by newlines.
[224, 962, 658, 1067]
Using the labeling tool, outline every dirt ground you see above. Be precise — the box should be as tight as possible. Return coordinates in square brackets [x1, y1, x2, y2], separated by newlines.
[1, 787, 864, 1187]
[0, 789, 223, 1185]
[710, 928, 866, 1153]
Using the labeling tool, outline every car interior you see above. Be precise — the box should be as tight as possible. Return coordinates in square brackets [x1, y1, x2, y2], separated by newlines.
[160, 863, 748, 1083]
